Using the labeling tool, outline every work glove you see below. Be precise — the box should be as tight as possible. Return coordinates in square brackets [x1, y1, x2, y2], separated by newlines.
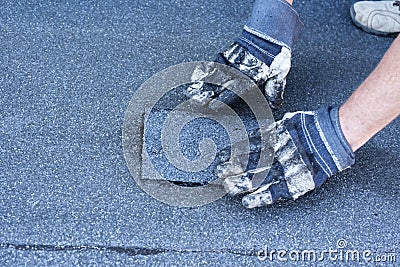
[216, 107, 356, 208]
[186, 0, 304, 109]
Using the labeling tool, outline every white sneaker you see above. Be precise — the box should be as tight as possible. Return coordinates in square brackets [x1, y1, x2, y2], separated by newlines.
[350, 1, 400, 36]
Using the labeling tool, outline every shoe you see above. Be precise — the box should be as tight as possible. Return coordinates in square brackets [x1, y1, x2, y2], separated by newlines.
[350, 1, 400, 36]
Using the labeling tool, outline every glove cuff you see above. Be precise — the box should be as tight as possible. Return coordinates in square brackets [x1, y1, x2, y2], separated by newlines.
[245, 0, 304, 49]
[315, 106, 355, 172]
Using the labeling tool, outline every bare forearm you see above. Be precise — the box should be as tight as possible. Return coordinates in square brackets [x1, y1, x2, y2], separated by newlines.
[339, 36, 400, 151]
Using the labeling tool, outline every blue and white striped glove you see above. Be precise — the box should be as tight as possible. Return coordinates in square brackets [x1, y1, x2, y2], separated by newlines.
[217, 107, 356, 208]
[186, 0, 304, 109]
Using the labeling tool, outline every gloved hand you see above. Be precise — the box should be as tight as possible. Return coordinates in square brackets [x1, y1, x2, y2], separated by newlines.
[216, 107, 356, 208]
[186, 0, 304, 109]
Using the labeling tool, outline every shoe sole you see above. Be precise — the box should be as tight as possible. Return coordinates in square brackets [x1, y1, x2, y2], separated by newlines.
[350, 5, 399, 37]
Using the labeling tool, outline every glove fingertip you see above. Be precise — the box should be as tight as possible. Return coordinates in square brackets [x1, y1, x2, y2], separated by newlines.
[242, 191, 273, 209]
[242, 197, 255, 209]
[223, 180, 251, 196]
[264, 78, 286, 110]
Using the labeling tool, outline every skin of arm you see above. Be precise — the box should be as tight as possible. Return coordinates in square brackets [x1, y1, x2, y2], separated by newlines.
[339, 36, 400, 151]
